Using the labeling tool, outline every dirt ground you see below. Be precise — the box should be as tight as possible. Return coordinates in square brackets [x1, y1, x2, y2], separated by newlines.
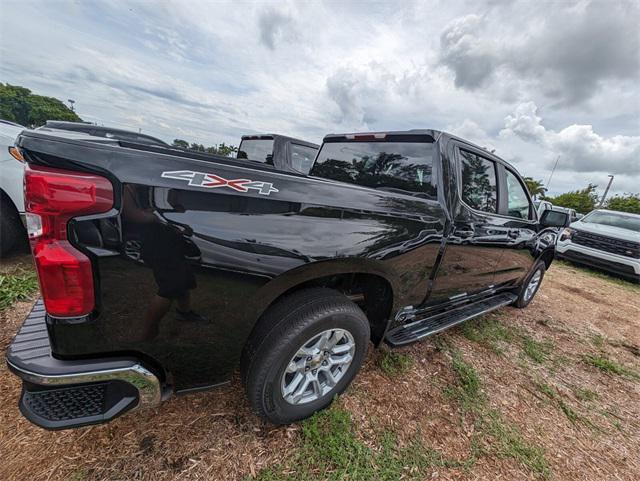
[0, 255, 638, 481]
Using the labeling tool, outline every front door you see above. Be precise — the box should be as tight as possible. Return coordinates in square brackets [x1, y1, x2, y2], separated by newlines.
[490, 164, 538, 288]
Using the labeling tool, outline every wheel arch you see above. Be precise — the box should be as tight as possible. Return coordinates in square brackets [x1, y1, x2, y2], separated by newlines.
[245, 259, 399, 346]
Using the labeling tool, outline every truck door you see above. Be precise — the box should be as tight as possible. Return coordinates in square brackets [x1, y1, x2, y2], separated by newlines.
[490, 164, 539, 288]
[429, 146, 506, 301]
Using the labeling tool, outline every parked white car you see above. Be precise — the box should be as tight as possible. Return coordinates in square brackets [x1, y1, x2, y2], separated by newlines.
[0, 120, 27, 256]
[556, 209, 640, 282]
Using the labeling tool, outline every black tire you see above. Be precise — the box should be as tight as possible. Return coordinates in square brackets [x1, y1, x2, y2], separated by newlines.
[514, 260, 546, 308]
[241, 288, 370, 424]
[0, 196, 24, 258]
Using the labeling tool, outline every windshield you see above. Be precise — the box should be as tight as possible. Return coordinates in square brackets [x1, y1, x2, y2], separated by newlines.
[583, 211, 640, 232]
[237, 139, 274, 164]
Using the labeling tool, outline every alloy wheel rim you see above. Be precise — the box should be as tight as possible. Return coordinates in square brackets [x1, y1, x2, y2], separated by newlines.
[281, 328, 356, 405]
[524, 269, 542, 302]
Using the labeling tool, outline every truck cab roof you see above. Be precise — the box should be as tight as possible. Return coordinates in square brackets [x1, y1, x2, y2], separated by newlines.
[241, 133, 319, 150]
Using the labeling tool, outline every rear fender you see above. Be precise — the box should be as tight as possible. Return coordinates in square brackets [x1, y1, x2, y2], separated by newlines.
[245, 258, 401, 328]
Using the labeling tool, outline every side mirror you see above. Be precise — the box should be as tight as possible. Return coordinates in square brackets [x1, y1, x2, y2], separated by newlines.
[540, 209, 571, 228]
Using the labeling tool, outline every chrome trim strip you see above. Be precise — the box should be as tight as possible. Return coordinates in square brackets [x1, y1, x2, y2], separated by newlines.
[6, 360, 162, 409]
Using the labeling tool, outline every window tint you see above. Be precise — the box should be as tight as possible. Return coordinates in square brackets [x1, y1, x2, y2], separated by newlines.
[237, 139, 275, 164]
[311, 141, 436, 197]
[460, 150, 497, 212]
[505, 169, 531, 219]
[290, 143, 318, 174]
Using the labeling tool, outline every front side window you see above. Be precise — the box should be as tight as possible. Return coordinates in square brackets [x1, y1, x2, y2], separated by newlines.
[311, 141, 436, 197]
[460, 150, 497, 213]
[505, 169, 532, 219]
[290, 144, 318, 174]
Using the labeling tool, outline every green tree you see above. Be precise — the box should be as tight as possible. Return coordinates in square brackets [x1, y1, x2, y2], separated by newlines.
[171, 138, 237, 156]
[216, 142, 238, 157]
[606, 194, 640, 214]
[523, 177, 547, 200]
[0, 83, 82, 126]
[172, 139, 189, 149]
[547, 184, 599, 214]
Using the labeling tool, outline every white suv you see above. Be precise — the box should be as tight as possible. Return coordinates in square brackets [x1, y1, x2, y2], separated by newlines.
[556, 209, 640, 282]
[0, 120, 27, 256]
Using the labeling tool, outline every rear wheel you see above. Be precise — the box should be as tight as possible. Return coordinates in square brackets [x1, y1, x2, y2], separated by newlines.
[242, 288, 370, 424]
[0, 196, 24, 257]
[514, 261, 546, 308]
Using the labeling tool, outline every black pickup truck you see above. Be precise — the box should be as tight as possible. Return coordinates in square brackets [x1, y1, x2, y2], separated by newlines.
[7, 128, 568, 429]
[237, 134, 319, 174]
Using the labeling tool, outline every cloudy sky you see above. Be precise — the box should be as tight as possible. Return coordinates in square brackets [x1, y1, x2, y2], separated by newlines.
[1, 0, 638, 196]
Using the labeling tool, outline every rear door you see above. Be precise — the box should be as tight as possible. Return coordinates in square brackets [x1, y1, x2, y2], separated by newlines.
[430, 144, 506, 301]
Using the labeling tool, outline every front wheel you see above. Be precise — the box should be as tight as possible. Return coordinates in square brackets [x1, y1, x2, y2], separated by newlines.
[242, 288, 370, 424]
[514, 261, 546, 308]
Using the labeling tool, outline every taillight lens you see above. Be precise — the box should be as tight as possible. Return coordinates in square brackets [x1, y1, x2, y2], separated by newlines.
[24, 164, 113, 317]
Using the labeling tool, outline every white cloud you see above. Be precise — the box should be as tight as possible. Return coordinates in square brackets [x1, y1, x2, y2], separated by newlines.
[501, 102, 640, 175]
[0, 0, 637, 196]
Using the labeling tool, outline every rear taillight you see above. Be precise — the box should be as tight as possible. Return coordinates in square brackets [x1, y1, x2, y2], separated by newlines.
[24, 164, 113, 317]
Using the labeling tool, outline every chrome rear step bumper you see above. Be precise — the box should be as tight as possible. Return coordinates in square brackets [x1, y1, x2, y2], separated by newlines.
[6, 300, 162, 430]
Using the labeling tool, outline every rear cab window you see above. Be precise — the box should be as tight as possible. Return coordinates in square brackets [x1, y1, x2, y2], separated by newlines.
[290, 143, 318, 174]
[310, 138, 436, 198]
[238, 138, 275, 164]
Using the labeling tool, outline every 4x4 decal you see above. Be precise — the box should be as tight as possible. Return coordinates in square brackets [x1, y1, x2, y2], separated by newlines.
[161, 170, 279, 195]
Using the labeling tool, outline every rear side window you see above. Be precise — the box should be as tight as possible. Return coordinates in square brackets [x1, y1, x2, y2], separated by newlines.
[311, 141, 436, 198]
[460, 150, 497, 213]
[290, 143, 318, 174]
[237, 139, 275, 164]
[505, 169, 532, 219]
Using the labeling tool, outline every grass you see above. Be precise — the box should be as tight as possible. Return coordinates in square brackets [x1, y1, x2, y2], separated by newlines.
[481, 409, 551, 478]
[590, 334, 606, 348]
[67, 469, 87, 481]
[573, 387, 598, 402]
[251, 407, 470, 481]
[445, 351, 551, 479]
[583, 354, 640, 380]
[447, 353, 483, 411]
[460, 316, 514, 355]
[522, 336, 553, 364]
[377, 350, 413, 377]
[0, 271, 38, 311]
[535, 380, 581, 425]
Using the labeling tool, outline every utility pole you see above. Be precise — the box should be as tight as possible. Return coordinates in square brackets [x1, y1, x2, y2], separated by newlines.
[546, 155, 560, 191]
[598, 175, 614, 208]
